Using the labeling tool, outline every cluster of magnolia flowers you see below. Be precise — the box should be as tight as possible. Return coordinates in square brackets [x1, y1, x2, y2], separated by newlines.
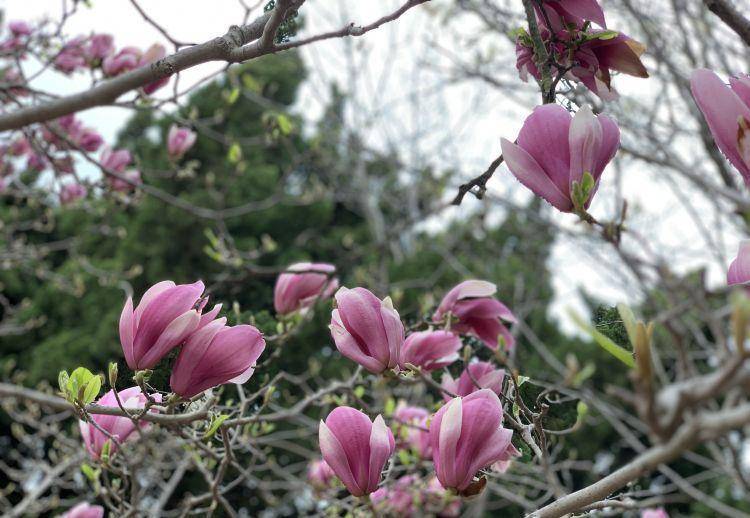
[0, 20, 197, 202]
[71, 262, 521, 512]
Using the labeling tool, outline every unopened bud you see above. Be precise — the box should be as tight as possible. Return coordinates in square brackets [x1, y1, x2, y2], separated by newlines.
[108, 362, 118, 388]
[634, 321, 654, 386]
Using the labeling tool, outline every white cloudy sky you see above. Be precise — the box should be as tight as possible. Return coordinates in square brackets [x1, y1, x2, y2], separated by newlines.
[3, 0, 742, 330]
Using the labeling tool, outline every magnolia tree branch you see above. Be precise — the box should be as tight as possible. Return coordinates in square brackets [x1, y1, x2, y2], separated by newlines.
[0, 0, 429, 132]
[703, 0, 750, 46]
[528, 402, 750, 518]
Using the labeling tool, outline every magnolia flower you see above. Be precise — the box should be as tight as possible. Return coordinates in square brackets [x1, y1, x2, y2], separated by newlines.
[319, 407, 395, 496]
[167, 124, 197, 160]
[274, 262, 338, 315]
[434, 280, 516, 350]
[119, 280, 221, 370]
[60, 183, 87, 205]
[641, 509, 669, 518]
[728, 241, 750, 286]
[515, 26, 647, 100]
[307, 458, 336, 490]
[690, 68, 750, 184]
[100, 147, 132, 173]
[441, 361, 506, 400]
[170, 318, 266, 399]
[85, 34, 114, 62]
[501, 105, 620, 213]
[79, 386, 160, 458]
[399, 330, 462, 372]
[54, 37, 88, 74]
[330, 287, 404, 373]
[430, 389, 518, 492]
[370, 475, 419, 516]
[103, 46, 141, 76]
[8, 21, 32, 37]
[537, 0, 607, 30]
[394, 402, 431, 458]
[58, 502, 105, 518]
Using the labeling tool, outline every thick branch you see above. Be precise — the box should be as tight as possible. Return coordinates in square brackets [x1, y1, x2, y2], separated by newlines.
[528, 402, 750, 518]
[703, 0, 750, 47]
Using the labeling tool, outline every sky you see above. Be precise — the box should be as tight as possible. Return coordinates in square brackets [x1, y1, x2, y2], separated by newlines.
[3, 0, 742, 332]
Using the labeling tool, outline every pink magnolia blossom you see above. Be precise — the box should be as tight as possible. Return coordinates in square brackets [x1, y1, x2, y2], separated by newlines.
[170, 317, 265, 399]
[330, 287, 404, 373]
[690, 69, 750, 184]
[26, 153, 46, 172]
[85, 34, 114, 62]
[641, 509, 669, 518]
[8, 21, 32, 37]
[399, 330, 462, 372]
[394, 402, 431, 458]
[370, 475, 419, 516]
[728, 241, 750, 286]
[102, 46, 141, 76]
[54, 37, 88, 74]
[139, 44, 169, 94]
[79, 386, 161, 459]
[167, 124, 197, 160]
[537, 0, 607, 30]
[100, 147, 132, 172]
[430, 389, 518, 492]
[318, 406, 395, 496]
[274, 262, 338, 315]
[119, 280, 221, 370]
[501, 105, 620, 213]
[60, 183, 87, 205]
[516, 27, 648, 100]
[58, 502, 105, 518]
[441, 361, 506, 400]
[109, 169, 141, 193]
[307, 458, 336, 490]
[433, 280, 517, 350]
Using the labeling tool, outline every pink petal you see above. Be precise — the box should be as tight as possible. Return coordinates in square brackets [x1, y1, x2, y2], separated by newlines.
[319, 420, 362, 496]
[502, 138, 573, 212]
[515, 104, 573, 195]
[137, 309, 200, 369]
[119, 297, 135, 369]
[568, 105, 603, 187]
[367, 415, 395, 493]
[728, 241, 750, 285]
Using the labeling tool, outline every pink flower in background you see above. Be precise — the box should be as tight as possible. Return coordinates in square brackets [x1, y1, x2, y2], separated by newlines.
[100, 147, 132, 173]
[434, 280, 516, 350]
[441, 361, 506, 400]
[501, 105, 620, 213]
[58, 502, 105, 518]
[139, 44, 169, 94]
[102, 46, 141, 76]
[319, 406, 395, 496]
[8, 21, 32, 37]
[79, 386, 160, 458]
[430, 389, 517, 492]
[370, 475, 419, 516]
[60, 183, 87, 205]
[27, 153, 47, 172]
[641, 509, 669, 518]
[78, 129, 104, 152]
[330, 287, 404, 373]
[54, 37, 88, 74]
[307, 458, 336, 490]
[399, 330, 462, 372]
[728, 241, 750, 285]
[119, 280, 221, 370]
[170, 318, 265, 399]
[109, 169, 142, 192]
[85, 34, 114, 62]
[167, 124, 197, 160]
[9, 137, 30, 156]
[274, 262, 338, 315]
[691, 69, 750, 184]
[394, 402, 431, 458]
